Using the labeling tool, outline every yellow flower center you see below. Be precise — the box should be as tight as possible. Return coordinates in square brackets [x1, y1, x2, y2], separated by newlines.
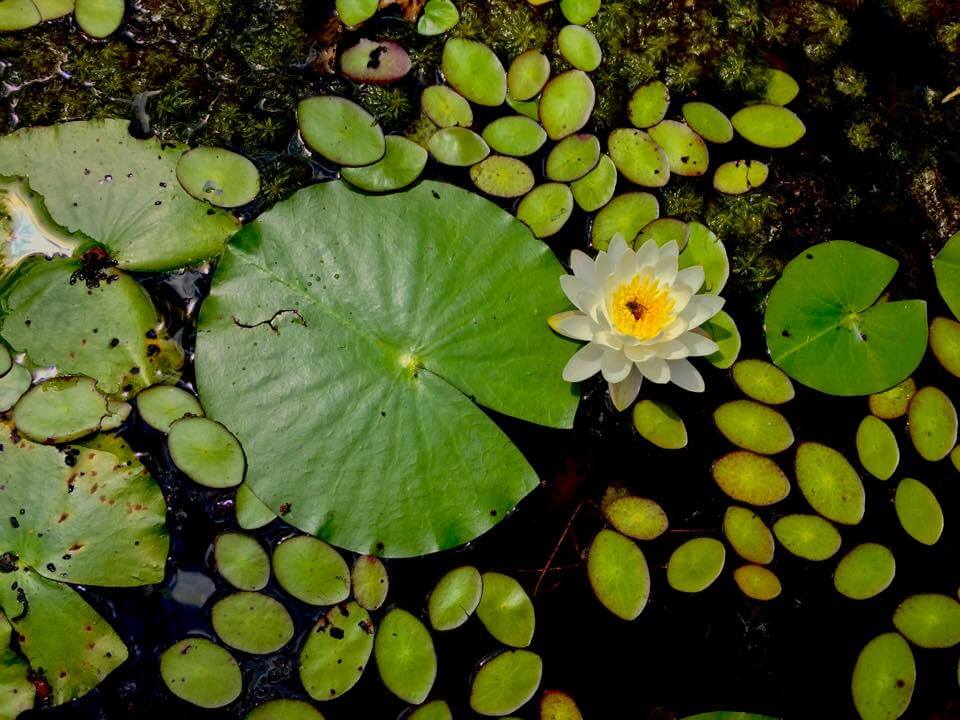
[610, 274, 675, 339]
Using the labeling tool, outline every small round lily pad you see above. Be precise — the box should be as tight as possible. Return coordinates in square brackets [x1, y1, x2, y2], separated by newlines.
[834, 543, 895, 600]
[136, 385, 203, 432]
[559, 0, 599, 23]
[428, 127, 490, 166]
[795, 442, 865, 525]
[894, 477, 943, 546]
[869, 378, 917, 420]
[773, 514, 842, 561]
[636, 218, 689, 249]
[590, 192, 659, 251]
[476, 572, 535, 648]
[417, 0, 460, 35]
[507, 49, 551, 101]
[539, 70, 595, 140]
[682, 102, 733, 144]
[441, 38, 506, 107]
[0, 363, 31, 413]
[570, 153, 616, 212]
[214, 532, 270, 591]
[168, 416, 245, 488]
[732, 104, 806, 148]
[176, 147, 260, 208]
[648, 120, 709, 176]
[723, 506, 774, 565]
[407, 700, 452, 720]
[731, 360, 795, 405]
[851, 633, 915, 720]
[421, 85, 473, 128]
[711, 451, 790, 506]
[235, 484, 275, 530]
[351, 555, 389, 611]
[341, 136, 428, 193]
[541, 690, 583, 720]
[733, 564, 781, 601]
[762, 69, 800, 105]
[557, 25, 602, 71]
[300, 601, 374, 701]
[375, 608, 437, 705]
[856, 415, 899, 481]
[0, 0, 41, 31]
[893, 594, 960, 649]
[245, 699, 325, 720]
[75, 0, 124, 38]
[428, 565, 483, 631]
[603, 496, 668, 540]
[212, 592, 294, 655]
[930, 316, 960, 377]
[469, 650, 543, 717]
[298, 96, 385, 167]
[703, 311, 742, 370]
[336, 0, 378, 26]
[667, 537, 726, 593]
[272, 535, 350, 605]
[13, 376, 122, 444]
[516, 183, 574, 238]
[545, 134, 600, 182]
[160, 638, 242, 709]
[713, 400, 794, 455]
[632, 399, 687, 449]
[608, 128, 670, 187]
[587, 529, 651, 620]
[713, 160, 769, 195]
[482, 116, 547, 157]
[907, 386, 957, 462]
[470, 156, 535, 198]
[628, 81, 669, 129]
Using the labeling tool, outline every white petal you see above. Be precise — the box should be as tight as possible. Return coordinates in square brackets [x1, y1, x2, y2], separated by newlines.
[669, 283, 694, 315]
[668, 358, 705, 392]
[677, 331, 719, 357]
[646, 339, 687, 360]
[634, 239, 659, 273]
[675, 265, 705, 295]
[600, 347, 632, 383]
[608, 367, 643, 411]
[680, 294, 725, 329]
[636, 356, 670, 384]
[560, 275, 601, 318]
[641, 316, 688, 345]
[548, 311, 597, 341]
[593, 330, 623, 350]
[570, 249, 595, 283]
[624, 344, 655, 362]
[608, 234, 630, 264]
[562, 342, 604, 382]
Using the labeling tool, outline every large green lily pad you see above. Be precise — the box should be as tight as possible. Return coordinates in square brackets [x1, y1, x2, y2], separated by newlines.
[765, 241, 927, 396]
[0, 120, 238, 271]
[934, 231, 960, 318]
[195, 180, 577, 557]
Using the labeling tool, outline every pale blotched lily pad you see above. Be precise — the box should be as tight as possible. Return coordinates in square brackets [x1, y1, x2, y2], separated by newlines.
[856, 416, 899, 481]
[731, 360, 795, 405]
[429, 566, 482, 631]
[422, 85, 473, 128]
[590, 192, 659, 250]
[470, 156, 535, 198]
[469, 650, 542, 716]
[336, 0, 377, 26]
[272, 535, 350, 605]
[765, 242, 927, 396]
[893, 594, 960, 648]
[0, 120, 238, 270]
[667, 537, 726, 593]
[628, 80, 669, 129]
[763, 69, 800, 105]
[482, 116, 547, 157]
[559, 0, 599, 23]
[0, 363, 32, 412]
[648, 120, 709, 177]
[632, 399, 687, 449]
[246, 699, 325, 720]
[0, 0, 41, 30]
[773, 514, 841, 561]
[214, 531, 270, 591]
[212, 592, 294, 655]
[934, 231, 960, 318]
[714, 400, 794, 455]
[13, 376, 129, 443]
[408, 700, 453, 720]
[608, 128, 670, 187]
[516, 183, 574, 238]
[429, 127, 490, 166]
[541, 690, 583, 720]
[341, 136, 428, 193]
[299, 96, 385, 167]
[603, 495, 668, 540]
[570, 154, 617, 212]
[682, 102, 733, 144]
[442, 38, 506, 107]
[636, 218, 689, 250]
[930, 316, 960, 376]
[160, 638, 242, 709]
[834, 543, 895, 600]
[300, 601, 374, 701]
[75, 0, 124, 38]
[713, 160, 769, 195]
[168, 416, 245, 489]
[894, 478, 943, 546]
[352, 555, 389, 611]
[557, 25, 602, 71]
[907, 386, 957, 462]
[733, 564, 781, 601]
[731, 105, 805, 148]
[136, 384, 203, 433]
[723, 506, 774, 565]
[869, 378, 916, 420]
[176, 147, 260, 208]
[795, 442, 865, 525]
[703, 311, 742, 369]
[712, 451, 790, 506]
[477, 572, 535, 647]
[678, 222, 729, 294]
[507, 50, 551, 101]
[417, 0, 459, 35]
[235, 484, 275, 530]
[545, 134, 600, 182]
[539, 71, 595, 140]
[587, 529, 650, 620]
[852, 633, 914, 720]
[375, 609, 436, 704]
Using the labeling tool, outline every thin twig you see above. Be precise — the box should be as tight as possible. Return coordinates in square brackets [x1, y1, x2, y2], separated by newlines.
[533, 499, 584, 597]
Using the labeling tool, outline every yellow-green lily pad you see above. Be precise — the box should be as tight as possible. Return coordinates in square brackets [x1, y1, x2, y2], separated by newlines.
[469, 650, 542, 716]
[167, 416, 245, 489]
[0, 0, 41, 31]
[407, 700, 452, 720]
[300, 601, 374, 701]
[773, 514, 841, 561]
[482, 116, 547, 157]
[442, 38, 506, 107]
[539, 70, 595, 140]
[160, 638, 242, 709]
[712, 451, 790, 506]
[75, 0, 124, 38]
[211, 591, 294, 655]
[136, 384, 203, 433]
[417, 0, 459, 35]
[894, 477, 943, 546]
[272, 535, 350, 605]
[545, 134, 600, 182]
[13, 375, 127, 444]
[714, 400, 794, 455]
[298, 96, 385, 167]
[648, 120, 709, 177]
[559, 0, 599, 23]
[603, 495, 668, 540]
[934, 231, 960, 318]
[667, 537, 726, 593]
[834, 543, 895, 600]
[628, 81, 669, 129]
[341, 136, 427, 193]
[636, 218, 689, 250]
[682, 102, 733, 143]
[557, 24, 602, 71]
[375, 609, 437, 705]
[428, 127, 490, 166]
[590, 191, 659, 250]
[352, 555, 389, 611]
[869, 378, 916, 420]
[795, 441, 865, 525]
[176, 146, 260, 208]
[470, 156, 535, 198]
[907, 386, 957, 462]
[245, 699, 325, 720]
[856, 415, 899, 481]
[733, 564, 781, 601]
[851, 633, 914, 720]
[723, 506, 774, 564]
[608, 128, 670, 187]
[421, 85, 473, 128]
[731, 359, 795, 405]
[762, 69, 800, 105]
[930, 316, 960, 376]
[731, 104, 806, 148]
[713, 160, 769, 195]
[587, 529, 651, 620]
[893, 594, 960, 649]
[476, 572, 535, 648]
[678, 222, 729, 294]
[516, 183, 574, 238]
[235, 484, 275, 530]
[214, 531, 270, 591]
[428, 565, 483, 631]
[507, 49, 551, 101]
[541, 689, 583, 720]
[336, 0, 378, 26]
[632, 399, 687, 449]
[703, 310, 742, 369]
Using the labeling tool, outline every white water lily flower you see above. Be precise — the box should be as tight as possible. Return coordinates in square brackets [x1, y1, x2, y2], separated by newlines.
[549, 235, 725, 411]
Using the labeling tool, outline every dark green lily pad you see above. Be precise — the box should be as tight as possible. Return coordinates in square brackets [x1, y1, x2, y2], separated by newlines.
[0, 0, 41, 30]
[648, 120, 709, 177]
[712, 451, 790, 506]
[762, 69, 800, 105]
[545, 134, 600, 182]
[13, 376, 128, 443]
[341, 136, 427, 193]
[713, 160, 769, 195]
[608, 128, 670, 187]
[176, 147, 260, 208]
[714, 400, 794, 455]
[590, 192, 659, 250]
[851, 633, 914, 720]
[214, 531, 270, 591]
[507, 49, 551, 101]
[418, 0, 459, 35]
[682, 102, 733, 143]
[557, 25, 602, 71]
[628, 81, 669, 129]
[516, 183, 574, 238]
[703, 311, 742, 369]
[272, 535, 350, 606]
[539, 70, 595, 140]
[559, 0, 599, 23]
[160, 638, 242, 709]
[421, 85, 473, 128]
[635, 218, 689, 250]
[765, 241, 928, 396]
[469, 650, 542, 716]
[667, 538, 725, 593]
[212, 592, 294, 655]
[470, 156, 535, 198]
[245, 699, 326, 720]
[732, 105, 806, 148]
[136, 384, 203, 433]
[336, 0, 378, 26]
[856, 415, 899, 481]
[934, 231, 960, 318]
[300, 601, 374, 701]
[632, 399, 687, 449]
[834, 543, 895, 600]
[428, 566, 483, 631]
[352, 555, 389, 611]
[587, 529, 650, 620]
[732, 564, 781, 601]
[678, 222, 729, 294]
[75, 0, 124, 38]
[570, 153, 616, 212]
[731, 360, 795, 405]
[773, 514, 841, 561]
[723, 506, 774, 564]
[894, 478, 943, 546]
[168, 416, 245, 489]
[429, 127, 490, 166]
[441, 38, 506, 107]
[477, 572, 535, 648]
[375, 608, 436, 704]
[930, 316, 960, 376]
[893, 594, 960, 649]
[298, 96, 385, 167]
[603, 495, 668, 540]
[907, 386, 957, 461]
[869, 378, 916, 420]
[482, 116, 547, 157]
[795, 442, 865, 525]
[235, 484, 275, 530]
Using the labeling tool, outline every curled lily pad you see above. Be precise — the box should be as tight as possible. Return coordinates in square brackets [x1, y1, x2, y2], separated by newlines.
[795, 442, 865, 525]
[541, 690, 583, 720]
[765, 242, 927, 396]
[703, 311, 742, 369]
[429, 127, 490, 166]
[557, 25, 602, 71]
[851, 633, 914, 720]
[477, 572, 535, 647]
[235, 484, 275, 530]
[762, 69, 800, 105]
[470, 156, 535, 198]
[352, 555, 389, 611]
[869, 378, 916, 420]
[408, 700, 453, 720]
[894, 477, 943, 546]
[834, 543, 895, 600]
[417, 0, 459, 35]
[470, 650, 543, 716]
[856, 416, 899, 481]
[587, 529, 650, 620]
[570, 153, 616, 212]
[628, 80, 669, 128]
[176, 147, 259, 208]
[934, 231, 960, 318]
[648, 120, 709, 177]
[298, 96, 385, 167]
[212, 592, 294, 655]
[421, 86, 472, 129]
[636, 218, 689, 250]
[539, 70, 595, 140]
[732, 105, 805, 148]
[0, 0, 41, 30]
[930, 316, 960, 376]
[731, 360, 795, 405]
[907, 386, 957, 462]
[632, 399, 687, 449]
[13, 376, 127, 444]
[246, 699, 326, 720]
[482, 116, 547, 157]
[168, 416, 245, 489]
[300, 601, 374, 701]
[341, 136, 427, 193]
[516, 183, 574, 238]
[723, 506, 774, 564]
[508, 50, 551, 101]
[733, 564, 781, 601]
[590, 192, 659, 251]
[678, 222, 729, 295]
[682, 102, 733, 144]
[667, 537, 726, 593]
[160, 638, 242, 709]
[545, 134, 600, 182]
[272, 535, 350, 605]
[608, 128, 669, 187]
[773, 514, 841, 561]
[214, 532, 270, 591]
[893, 594, 960, 649]
[375, 608, 437, 704]
[136, 385, 203, 432]
[428, 566, 483, 631]
[509, 94, 542, 119]
[712, 451, 790, 506]
[442, 38, 506, 107]
[713, 160, 769, 195]
[714, 400, 794, 455]
[341, 39, 411, 85]
[559, 0, 599, 23]
[75, 0, 124, 38]
[336, 0, 377, 26]
[603, 495, 668, 540]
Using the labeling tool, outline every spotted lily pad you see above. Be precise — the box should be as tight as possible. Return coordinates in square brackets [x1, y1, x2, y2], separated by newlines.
[477, 572, 535, 647]
[352, 555, 389, 611]
[713, 160, 769, 195]
[907, 386, 957, 462]
[603, 495, 668, 540]
[539, 71, 595, 140]
[834, 543, 895, 600]
[869, 378, 916, 420]
[628, 80, 669, 128]
[608, 128, 669, 187]
[714, 400, 794, 455]
[545, 134, 600, 182]
[712, 451, 790, 506]
[176, 147, 260, 208]
[168, 416, 245, 489]
[586, 529, 650, 620]
[422, 85, 473, 128]
[75, 0, 124, 38]
[336, 0, 378, 26]
[762, 69, 800, 105]
[442, 38, 506, 107]
[13, 376, 128, 443]
[482, 116, 547, 157]
[934, 231, 960, 318]
[341, 136, 428, 193]
[893, 594, 960, 649]
[429, 127, 490, 166]
[632, 399, 687, 449]
[723, 506, 774, 564]
[246, 699, 326, 720]
[929, 316, 960, 376]
[855, 416, 899, 481]
[471, 156, 535, 198]
[570, 154, 616, 212]
[852, 633, 914, 720]
[557, 25, 602, 71]
[428, 566, 483, 631]
[300, 601, 374, 701]
[516, 183, 574, 238]
[470, 650, 543, 716]
[160, 638, 242, 709]
[667, 537, 726, 593]
[731, 105, 806, 148]
[894, 478, 943, 546]
[214, 532, 270, 591]
[795, 442, 865, 525]
[136, 384, 203, 432]
[212, 592, 294, 655]
[375, 609, 437, 704]
[703, 311, 741, 369]
[682, 102, 733, 144]
[507, 50, 551, 101]
[733, 565, 781, 601]
[417, 0, 459, 35]
[773, 514, 841, 561]
[590, 192, 659, 250]
[648, 120, 709, 177]
[272, 535, 350, 605]
[731, 360, 794, 405]
[765, 242, 927, 396]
